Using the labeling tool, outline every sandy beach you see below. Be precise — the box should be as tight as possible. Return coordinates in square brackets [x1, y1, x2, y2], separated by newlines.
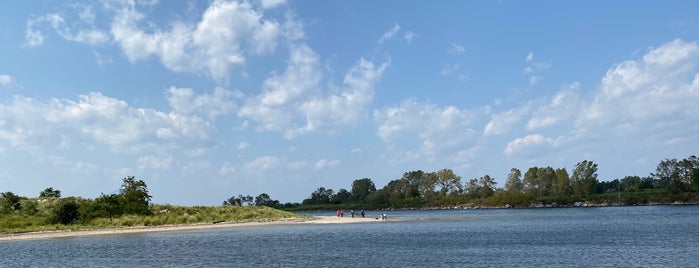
[0, 216, 381, 241]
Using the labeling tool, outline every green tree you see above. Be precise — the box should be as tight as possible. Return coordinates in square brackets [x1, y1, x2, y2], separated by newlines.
[351, 178, 376, 203]
[435, 169, 462, 196]
[303, 187, 334, 205]
[120, 176, 152, 215]
[255, 193, 280, 207]
[554, 168, 570, 197]
[537, 167, 556, 197]
[39, 187, 61, 198]
[1, 191, 22, 212]
[504, 168, 523, 194]
[52, 198, 80, 224]
[478, 175, 497, 198]
[464, 178, 480, 198]
[95, 193, 123, 221]
[332, 189, 352, 204]
[620, 176, 642, 192]
[523, 167, 540, 196]
[572, 160, 598, 197]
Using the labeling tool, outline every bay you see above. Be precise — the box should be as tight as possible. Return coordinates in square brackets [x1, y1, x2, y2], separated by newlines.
[2, 206, 698, 267]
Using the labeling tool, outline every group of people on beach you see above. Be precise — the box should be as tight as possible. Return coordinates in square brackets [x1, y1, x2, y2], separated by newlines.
[335, 209, 387, 221]
[336, 209, 366, 218]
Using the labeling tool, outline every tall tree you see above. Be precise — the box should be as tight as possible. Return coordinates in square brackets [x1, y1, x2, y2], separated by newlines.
[255, 193, 280, 207]
[435, 169, 462, 196]
[351, 178, 376, 203]
[554, 168, 570, 197]
[1, 191, 22, 211]
[478, 175, 497, 198]
[523, 167, 540, 196]
[572, 160, 598, 197]
[120, 176, 152, 215]
[332, 189, 352, 204]
[401, 170, 424, 199]
[504, 168, 523, 194]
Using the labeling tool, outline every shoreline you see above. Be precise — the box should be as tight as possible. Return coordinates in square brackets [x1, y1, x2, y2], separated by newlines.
[0, 216, 379, 242]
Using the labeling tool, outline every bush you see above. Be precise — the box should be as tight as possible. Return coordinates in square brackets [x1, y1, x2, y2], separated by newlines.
[52, 199, 80, 225]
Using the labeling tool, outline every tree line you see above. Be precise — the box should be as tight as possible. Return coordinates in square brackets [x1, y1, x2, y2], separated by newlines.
[226, 155, 699, 210]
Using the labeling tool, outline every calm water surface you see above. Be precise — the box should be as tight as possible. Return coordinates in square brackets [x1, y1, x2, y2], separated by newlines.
[2, 206, 698, 267]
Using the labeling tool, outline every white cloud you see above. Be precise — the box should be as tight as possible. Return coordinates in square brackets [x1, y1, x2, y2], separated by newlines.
[137, 155, 173, 170]
[237, 142, 250, 150]
[288, 160, 307, 170]
[448, 43, 465, 55]
[526, 52, 534, 62]
[314, 159, 340, 170]
[504, 134, 554, 155]
[25, 13, 109, 46]
[404, 31, 416, 44]
[0, 92, 216, 153]
[244, 156, 280, 170]
[377, 23, 401, 44]
[0, 74, 12, 85]
[166, 86, 241, 119]
[260, 0, 286, 9]
[526, 82, 580, 130]
[581, 39, 699, 130]
[111, 0, 281, 82]
[240, 44, 388, 139]
[483, 104, 532, 136]
[374, 99, 481, 162]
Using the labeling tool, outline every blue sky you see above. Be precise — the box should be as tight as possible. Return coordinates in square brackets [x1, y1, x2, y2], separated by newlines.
[1, 0, 698, 205]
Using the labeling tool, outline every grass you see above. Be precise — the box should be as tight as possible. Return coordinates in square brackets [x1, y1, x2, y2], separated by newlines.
[0, 202, 307, 234]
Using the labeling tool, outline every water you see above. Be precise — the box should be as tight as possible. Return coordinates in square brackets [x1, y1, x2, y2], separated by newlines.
[2, 206, 698, 267]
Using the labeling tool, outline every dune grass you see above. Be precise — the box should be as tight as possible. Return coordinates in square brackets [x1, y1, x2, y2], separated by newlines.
[0, 202, 306, 234]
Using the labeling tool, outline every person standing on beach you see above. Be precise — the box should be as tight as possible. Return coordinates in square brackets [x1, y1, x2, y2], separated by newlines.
[360, 209, 365, 218]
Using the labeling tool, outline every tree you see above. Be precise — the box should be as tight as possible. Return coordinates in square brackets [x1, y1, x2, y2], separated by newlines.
[332, 189, 352, 204]
[39, 187, 61, 198]
[1, 191, 22, 211]
[96, 193, 123, 221]
[464, 178, 480, 198]
[620, 176, 642, 192]
[52, 198, 80, 224]
[504, 168, 523, 194]
[478, 175, 497, 198]
[120, 176, 152, 215]
[223, 196, 242, 206]
[303, 187, 334, 205]
[402, 170, 425, 199]
[435, 169, 462, 196]
[351, 178, 376, 203]
[255, 193, 280, 207]
[523, 167, 540, 196]
[554, 168, 570, 197]
[572, 160, 598, 197]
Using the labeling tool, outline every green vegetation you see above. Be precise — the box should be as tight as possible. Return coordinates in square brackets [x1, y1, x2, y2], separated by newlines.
[269, 155, 699, 210]
[0, 177, 301, 234]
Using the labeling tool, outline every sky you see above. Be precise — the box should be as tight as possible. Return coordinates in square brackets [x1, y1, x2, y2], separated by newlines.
[1, 0, 698, 206]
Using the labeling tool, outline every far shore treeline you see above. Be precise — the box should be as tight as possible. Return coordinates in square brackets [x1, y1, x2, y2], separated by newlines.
[226, 155, 699, 210]
[1, 155, 698, 233]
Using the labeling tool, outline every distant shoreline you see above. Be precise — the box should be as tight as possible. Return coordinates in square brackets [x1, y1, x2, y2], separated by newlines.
[0, 216, 378, 241]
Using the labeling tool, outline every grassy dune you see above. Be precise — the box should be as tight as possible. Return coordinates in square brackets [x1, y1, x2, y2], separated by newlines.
[0, 199, 305, 234]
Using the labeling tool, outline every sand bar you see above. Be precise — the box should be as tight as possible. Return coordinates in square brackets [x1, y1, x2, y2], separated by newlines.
[0, 216, 382, 241]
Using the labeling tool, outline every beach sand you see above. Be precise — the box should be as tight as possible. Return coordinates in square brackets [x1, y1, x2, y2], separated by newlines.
[0, 216, 382, 241]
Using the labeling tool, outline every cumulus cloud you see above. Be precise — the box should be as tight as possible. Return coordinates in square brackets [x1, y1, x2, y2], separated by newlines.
[374, 98, 482, 162]
[483, 104, 532, 136]
[504, 134, 555, 155]
[0, 74, 12, 85]
[526, 82, 581, 130]
[239, 44, 388, 139]
[0, 92, 216, 152]
[244, 156, 280, 170]
[580, 39, 699, 131]
[166, 86, 241, 119]
[137, 155, 173, 170]
[25, 12, 109, 46]
[111, 0, 281, 82]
